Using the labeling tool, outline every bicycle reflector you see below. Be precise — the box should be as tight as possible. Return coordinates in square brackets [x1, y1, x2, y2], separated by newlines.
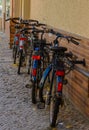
[32, 68, 37, 76]
[56, 71, 64, 92]
[32, 55, 41, 60]
[20, 37, 27, 41]
[55, 71, 64, 76]
[19, 37, 27, 49]
[57, 82, 63, 91]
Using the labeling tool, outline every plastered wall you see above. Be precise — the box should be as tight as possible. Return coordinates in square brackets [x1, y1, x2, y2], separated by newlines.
[30, 0, 89, 38]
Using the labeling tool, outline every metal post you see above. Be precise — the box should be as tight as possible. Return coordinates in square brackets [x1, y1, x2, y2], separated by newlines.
[2, 0, 6, 32]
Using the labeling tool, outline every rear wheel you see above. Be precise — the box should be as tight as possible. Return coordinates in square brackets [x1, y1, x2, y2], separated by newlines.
[49, 77, 61, 127]
[13, 47, 17, 64]
[28, 52, 32, 74]
[32, 82, 37, 104]
[18, 50, 23, 74]
[32, 64, 43, 104]
[39, 75, 51, 104]
[50, 97, 60, 127]
[39, 52, 50, 99]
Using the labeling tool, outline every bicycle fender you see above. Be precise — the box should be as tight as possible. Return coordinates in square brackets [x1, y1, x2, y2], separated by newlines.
[39, 64, 52, 88]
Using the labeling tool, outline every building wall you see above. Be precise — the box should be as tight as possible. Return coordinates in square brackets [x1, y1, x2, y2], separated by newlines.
[30, 0, 89, 118]
[30, 0, 89, 38]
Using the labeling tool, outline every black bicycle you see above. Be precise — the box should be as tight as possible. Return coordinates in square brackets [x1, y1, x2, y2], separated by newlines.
[38, 30, 86, 127]
[28, 28, 51, 104]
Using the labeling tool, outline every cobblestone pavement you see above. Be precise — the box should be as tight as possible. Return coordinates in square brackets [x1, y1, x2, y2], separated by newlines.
[0, 32, 89, 130]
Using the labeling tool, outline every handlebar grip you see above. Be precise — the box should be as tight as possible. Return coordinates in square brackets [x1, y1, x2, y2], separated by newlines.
[73, 59, 86, 66]
[71, 39, 80, 45]
[5, 18, 11, 21]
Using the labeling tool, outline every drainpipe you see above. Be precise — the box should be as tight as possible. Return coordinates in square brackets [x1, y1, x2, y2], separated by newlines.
[2, 0, 6, 32]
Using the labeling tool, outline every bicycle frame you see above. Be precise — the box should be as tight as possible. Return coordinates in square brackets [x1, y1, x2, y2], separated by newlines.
[39, 59, 65, 98]
[19, 37, 27, 50]
[31, 49, 41, 82]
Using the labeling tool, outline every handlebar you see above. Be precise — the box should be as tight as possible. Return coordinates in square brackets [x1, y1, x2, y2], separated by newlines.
[5, 17, 20, 21]
[5, 17, 21, 24]
[49, 29, 81, 45]
[63, 53, 86, 75]
[55, 35, 81, 45]
[5, 17, 39, 25]
[63, 52, 86, 68]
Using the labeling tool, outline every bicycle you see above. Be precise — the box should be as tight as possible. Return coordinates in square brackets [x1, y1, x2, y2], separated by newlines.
[17, 23, 46, 75]
[38, 30, 86, 127]
[5, 17, 22, 62]
[5, 17, 39, 65]
[28, 28, 51, 104]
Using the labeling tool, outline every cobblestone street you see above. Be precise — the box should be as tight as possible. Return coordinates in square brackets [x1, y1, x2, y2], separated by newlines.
[0, 32, 89, 130]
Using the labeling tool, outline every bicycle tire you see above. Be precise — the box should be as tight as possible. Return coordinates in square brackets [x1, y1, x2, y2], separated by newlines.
[39, 53, 50, 103]
[18, 50, 23, 74]
[39, 74, 51, 103]
[32, 82, 37, 104]
[50, 96, 60, 127]
[13, 46, 17, 64]
[49, 77, 61, 127]
[28, 52, 32, 74]
[32, 59, 44, 104]
[32, 51, 50, 104]
[32, 66, 42, 104]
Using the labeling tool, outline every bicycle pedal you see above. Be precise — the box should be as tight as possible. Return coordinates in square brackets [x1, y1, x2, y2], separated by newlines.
[60, 99, 64, 107]
[63, 79, 68, 85]
[25, 84, 32, 89]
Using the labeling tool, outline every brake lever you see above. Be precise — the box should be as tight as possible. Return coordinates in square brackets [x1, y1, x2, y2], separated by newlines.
[71, 39, 80, 45]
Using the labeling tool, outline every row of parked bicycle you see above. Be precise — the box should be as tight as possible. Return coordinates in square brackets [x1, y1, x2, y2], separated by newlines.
[6, 17, 86, 128]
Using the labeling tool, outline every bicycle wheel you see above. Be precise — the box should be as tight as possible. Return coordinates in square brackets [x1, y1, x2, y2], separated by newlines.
[39, 54, 51, 104]
[32, 82, 37, 104]
[32, 65, 41, 103]
[28, 51, 32, 74]
[49, 77, 61, 127]
[18, 50, 23, 74]
[39, 74, 51, 103]
[13, 46, 17, 64]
